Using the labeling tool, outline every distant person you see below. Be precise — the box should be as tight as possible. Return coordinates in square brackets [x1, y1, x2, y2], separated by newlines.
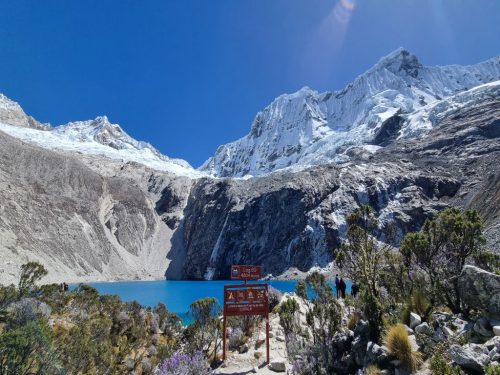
[351, 282, 359, 298]
[339, 278, 347, 299]
[335, 274, 341, 298]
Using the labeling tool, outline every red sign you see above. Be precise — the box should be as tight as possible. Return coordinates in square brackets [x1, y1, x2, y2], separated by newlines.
[230, 265, 262, 280]
[223, 284, 269, 316]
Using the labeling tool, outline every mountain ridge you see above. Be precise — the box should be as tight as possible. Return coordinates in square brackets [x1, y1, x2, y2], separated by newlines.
[201, 48, 500, 177]
[0, 49, 498, 283]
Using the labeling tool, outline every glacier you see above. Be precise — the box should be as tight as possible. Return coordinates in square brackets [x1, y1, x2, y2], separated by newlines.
[201, 48, 500, 177]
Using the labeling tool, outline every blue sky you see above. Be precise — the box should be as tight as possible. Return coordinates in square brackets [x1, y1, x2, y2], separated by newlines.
[0, 0, 499, 167]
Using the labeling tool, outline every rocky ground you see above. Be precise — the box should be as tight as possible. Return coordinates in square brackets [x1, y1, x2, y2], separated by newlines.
[217, 266, 500, 374]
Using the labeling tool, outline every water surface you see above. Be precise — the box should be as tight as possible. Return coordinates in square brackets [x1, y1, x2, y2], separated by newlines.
[81, 279, 351, 324]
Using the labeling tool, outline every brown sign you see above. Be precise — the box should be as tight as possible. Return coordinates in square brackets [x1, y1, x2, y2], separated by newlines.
[224, 284, 269, 316]
[222, 281, 270, 363]
[230, 265, 262, 280]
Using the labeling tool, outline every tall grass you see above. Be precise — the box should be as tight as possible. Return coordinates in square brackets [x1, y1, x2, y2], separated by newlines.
[383, 324, 422, 373]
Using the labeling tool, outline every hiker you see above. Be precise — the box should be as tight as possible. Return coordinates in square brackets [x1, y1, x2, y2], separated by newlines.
[335, 274, 341, 298]
[351, 282, 359, 298]
[339, 278, 347, 299]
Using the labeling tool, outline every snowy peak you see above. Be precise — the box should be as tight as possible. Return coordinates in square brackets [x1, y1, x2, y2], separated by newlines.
[56, 116, 153, 153]
[0, 95, 203, 177]
[371, 48, 422, 78]
[0, 93, 51, 130]
[201, 49, 500, 177]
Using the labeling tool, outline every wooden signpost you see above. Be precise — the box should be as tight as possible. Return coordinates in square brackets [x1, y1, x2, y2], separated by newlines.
[223, 265, 270, 364]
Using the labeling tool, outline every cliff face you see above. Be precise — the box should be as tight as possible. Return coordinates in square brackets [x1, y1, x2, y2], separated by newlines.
[174, 98, 499, 279]
[1, 98, 498, 282]
[0, 130, 193, 283]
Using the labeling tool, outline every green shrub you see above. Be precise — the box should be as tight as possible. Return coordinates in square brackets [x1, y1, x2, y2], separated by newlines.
[486, 364, 500, 375]
[279, 298, 299, 334]
[18, 261, 48, 296]
[0, 319, 58, 375]
[429, 354, 464, 375]
[0, 284, 17, 309]
[411, 290, 431, 318]
[383, 324, 422, 372]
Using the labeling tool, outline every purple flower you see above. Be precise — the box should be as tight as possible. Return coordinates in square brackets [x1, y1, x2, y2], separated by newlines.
[156, 351, 211, 375]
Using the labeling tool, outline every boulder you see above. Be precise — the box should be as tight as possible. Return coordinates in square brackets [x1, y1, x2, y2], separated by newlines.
[141, 358, 152, 373]
[269, 357, 287, 372]
[415, 322, 433, 335]
[433, 327, 447, 342]
[474, 317, 493, 337]
[354, 319, 370, 338]
[365, 341, 389, 366]
[458, 266, 500, 318]
[448, 344, 490, 372]
[408, 335, 419, 351]
[489, 348, 499, 362]
[493, 326, 500, 336]
[484, 337, 500, 351]
[238, 343, 249, 354]
[403, 325, 414, 335]
[409, 313, 421, 329]
[442, 326, 455, 337]
[147, 345, 157, 357]
[6, 298, 52, 321]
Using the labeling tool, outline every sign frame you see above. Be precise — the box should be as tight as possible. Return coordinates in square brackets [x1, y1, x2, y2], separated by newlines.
[222, 273, 270, 364]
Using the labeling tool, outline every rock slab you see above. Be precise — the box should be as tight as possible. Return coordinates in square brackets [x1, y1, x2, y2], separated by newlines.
[459, 266, 500, 319]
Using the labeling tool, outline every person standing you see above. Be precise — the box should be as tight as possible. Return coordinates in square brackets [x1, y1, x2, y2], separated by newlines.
[339, 278, 347, 299]
[351, 282, 359, 298]
[335, 274, 341, 298]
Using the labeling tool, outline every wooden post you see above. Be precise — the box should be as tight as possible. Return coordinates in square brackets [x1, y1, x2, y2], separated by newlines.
[266, 312, 270, 364]
[222, 312, 227, 361]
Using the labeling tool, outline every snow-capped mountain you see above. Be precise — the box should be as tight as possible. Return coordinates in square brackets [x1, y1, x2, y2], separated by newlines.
[0, 96, 204, 177]
[201, 48, 500, 177]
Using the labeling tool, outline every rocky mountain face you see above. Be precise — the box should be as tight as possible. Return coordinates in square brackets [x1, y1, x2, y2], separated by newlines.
[0, 49, 499, 283]
[201, 49, 500, 177]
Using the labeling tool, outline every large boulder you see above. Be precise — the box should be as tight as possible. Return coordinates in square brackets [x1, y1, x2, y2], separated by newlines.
[268, 357, 287, 372]
[458, 266, 500, 318]
[415, 322, 433, 336]
[6, 298, 52, 324]
[448, 344, 490, 372]
[409, 313, 421, 329]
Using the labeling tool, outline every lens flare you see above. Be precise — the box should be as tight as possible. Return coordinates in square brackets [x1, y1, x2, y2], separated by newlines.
[334, 0, 356, 24]
[300, 0, 357, 82]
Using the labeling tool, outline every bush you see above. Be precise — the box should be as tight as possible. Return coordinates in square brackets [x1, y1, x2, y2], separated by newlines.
[429, 354, 464, 375]
[411, 290, 431, 318]
[486, 364, 500, 375]
[18, 262, 48, 296]
[279, 298, 299, 334]
[383, 324, 422, 373]
[156, 351, 211, 375]
[227, 327, 245, 350]
[0, 319, 58, 375]
[0, 284, 17, 309]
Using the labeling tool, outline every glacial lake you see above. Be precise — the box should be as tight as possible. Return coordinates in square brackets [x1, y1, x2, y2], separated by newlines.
[80, 279, 351, 324]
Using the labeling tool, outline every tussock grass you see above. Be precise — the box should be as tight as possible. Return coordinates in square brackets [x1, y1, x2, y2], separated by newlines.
[347, 313, 359, 331]
[365, 364, 384, 375]
[383, 324, 422, 373]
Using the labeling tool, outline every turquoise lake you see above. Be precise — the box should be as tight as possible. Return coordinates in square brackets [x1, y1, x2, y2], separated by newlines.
[83, 280, 351, 324]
